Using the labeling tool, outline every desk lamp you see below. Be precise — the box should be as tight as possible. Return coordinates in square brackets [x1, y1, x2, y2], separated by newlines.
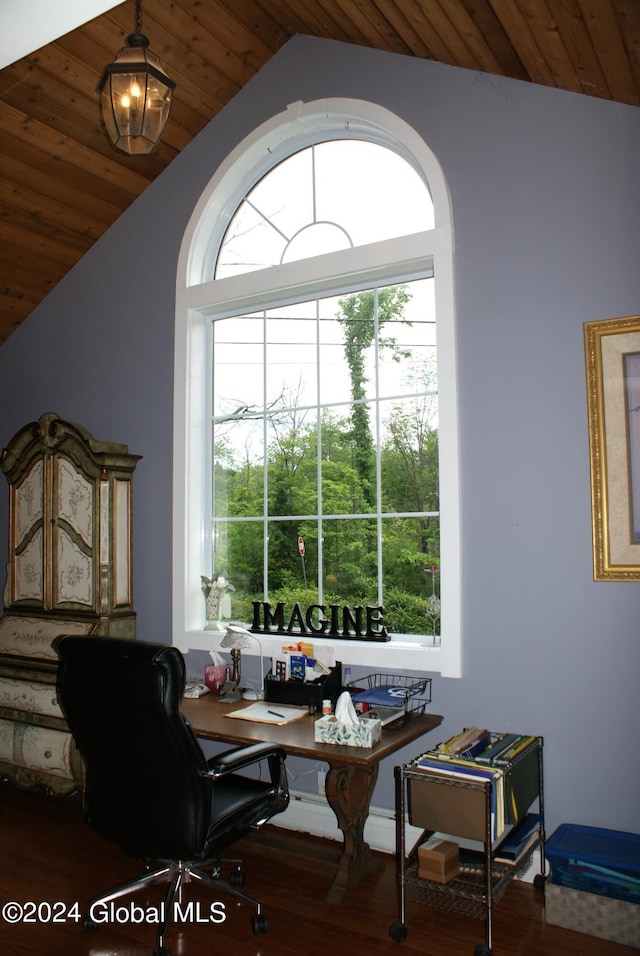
[219, 625, 250, 701]
[219, 624, 264, 701]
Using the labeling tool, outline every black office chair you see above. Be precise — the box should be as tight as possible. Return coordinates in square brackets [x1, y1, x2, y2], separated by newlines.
[55, 635, 289, 956]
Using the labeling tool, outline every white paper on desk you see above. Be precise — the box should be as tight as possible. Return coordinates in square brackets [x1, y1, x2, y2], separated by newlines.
[225, 702, 307, 725]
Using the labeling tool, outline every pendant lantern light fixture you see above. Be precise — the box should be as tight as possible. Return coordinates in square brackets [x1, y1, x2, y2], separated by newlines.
[98, 0, 175, 155]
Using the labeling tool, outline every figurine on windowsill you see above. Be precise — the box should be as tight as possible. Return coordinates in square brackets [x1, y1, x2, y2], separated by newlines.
[425, 564, 441, 646]
[201, 574, 236, 630]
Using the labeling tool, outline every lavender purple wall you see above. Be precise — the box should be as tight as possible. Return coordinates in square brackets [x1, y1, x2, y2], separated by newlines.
[0, 37, 638, 834]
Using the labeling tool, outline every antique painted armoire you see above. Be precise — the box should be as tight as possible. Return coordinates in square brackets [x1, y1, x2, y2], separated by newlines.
[0, 413, 140, 793]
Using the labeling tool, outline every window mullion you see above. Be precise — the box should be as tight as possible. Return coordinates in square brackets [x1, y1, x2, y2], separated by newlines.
[315, 297, 323, 604]
[182, 233, 436, 320]
[373, 287, 384, 607]
[262, 310, 269, 598]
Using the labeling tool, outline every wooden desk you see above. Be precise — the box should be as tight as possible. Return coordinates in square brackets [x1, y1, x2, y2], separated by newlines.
[182, 696, 442, 904]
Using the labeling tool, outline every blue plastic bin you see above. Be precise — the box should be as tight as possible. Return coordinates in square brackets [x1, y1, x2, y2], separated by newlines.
[546, 824, 640, 905]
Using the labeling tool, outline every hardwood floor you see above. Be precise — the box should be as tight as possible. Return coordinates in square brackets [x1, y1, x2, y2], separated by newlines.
[0, 782, 637, 956]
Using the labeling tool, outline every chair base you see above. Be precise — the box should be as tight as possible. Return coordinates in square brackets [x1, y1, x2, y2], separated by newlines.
[83, 857, 267, 954]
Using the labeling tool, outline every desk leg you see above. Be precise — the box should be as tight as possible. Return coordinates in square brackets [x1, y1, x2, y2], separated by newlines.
[323, 762, 383, 904]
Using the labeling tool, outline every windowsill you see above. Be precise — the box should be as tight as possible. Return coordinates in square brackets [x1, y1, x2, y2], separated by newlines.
[173, 628, 443, 674]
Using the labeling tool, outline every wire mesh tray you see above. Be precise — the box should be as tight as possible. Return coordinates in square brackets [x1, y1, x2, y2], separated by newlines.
[404, 848, 535, 918]
[346, 673, 431, 726]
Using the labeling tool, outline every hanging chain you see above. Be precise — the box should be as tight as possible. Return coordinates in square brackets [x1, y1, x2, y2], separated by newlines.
[135, 0, 142, 34]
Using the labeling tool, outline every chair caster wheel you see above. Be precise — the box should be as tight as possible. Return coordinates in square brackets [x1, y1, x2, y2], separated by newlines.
[533, 873, 546, 890]
[82, 914, 98, 933]
[252, 913, 268, 934]
[389, 921, 408, 942]
[153, 948, 171, 956]
[231, 865, 245, 887]
[474, 945, 492, 956]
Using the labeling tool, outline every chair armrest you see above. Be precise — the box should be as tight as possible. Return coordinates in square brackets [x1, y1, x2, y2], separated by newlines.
[205, 741, 287, 779]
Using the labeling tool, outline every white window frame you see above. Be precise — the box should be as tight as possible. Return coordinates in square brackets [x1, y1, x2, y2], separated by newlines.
[174, 99, 461, 677]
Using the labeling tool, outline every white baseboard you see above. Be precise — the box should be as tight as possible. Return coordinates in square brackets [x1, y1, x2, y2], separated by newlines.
[273, 788, 406, 854]
[273, 790, 538, 883]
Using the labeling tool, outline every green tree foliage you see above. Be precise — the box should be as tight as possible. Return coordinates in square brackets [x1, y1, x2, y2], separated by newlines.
[213, 288, 440, 636]
[336, 286, 412, 506]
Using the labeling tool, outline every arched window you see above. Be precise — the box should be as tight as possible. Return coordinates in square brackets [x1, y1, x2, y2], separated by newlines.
[215, 139, 433, 276]
[174, 100, 461, 677]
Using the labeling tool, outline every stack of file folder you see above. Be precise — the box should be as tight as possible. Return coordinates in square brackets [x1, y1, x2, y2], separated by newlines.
[438, 728, 537, 763]
[409, 730, 540, 844]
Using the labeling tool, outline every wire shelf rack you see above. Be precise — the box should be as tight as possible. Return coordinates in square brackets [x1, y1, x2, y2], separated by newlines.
[404, 849, 535, 920]
[346, 673, 432, 727]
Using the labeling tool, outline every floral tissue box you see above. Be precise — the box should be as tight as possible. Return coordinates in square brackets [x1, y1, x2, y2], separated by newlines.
[314, 714, 382, 748]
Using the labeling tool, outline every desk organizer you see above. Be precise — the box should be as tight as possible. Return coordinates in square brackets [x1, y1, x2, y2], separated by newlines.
[264, 661, 342, 709]
[346, 672, 431, 726]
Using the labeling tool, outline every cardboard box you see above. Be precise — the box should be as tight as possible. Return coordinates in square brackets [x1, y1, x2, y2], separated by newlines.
[313, 714, 382, 748]
[545, 881, 639, 948]
[417, 836, 460, 884]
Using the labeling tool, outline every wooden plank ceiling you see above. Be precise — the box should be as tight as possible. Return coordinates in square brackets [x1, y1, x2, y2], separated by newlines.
[1, 0, 639, 345]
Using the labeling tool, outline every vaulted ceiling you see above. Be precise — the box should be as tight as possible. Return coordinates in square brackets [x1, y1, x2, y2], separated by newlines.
[1, 0, 639, 345]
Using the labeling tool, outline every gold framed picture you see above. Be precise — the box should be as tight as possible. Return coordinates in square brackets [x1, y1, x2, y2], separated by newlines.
[584, 315, 640, 580]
